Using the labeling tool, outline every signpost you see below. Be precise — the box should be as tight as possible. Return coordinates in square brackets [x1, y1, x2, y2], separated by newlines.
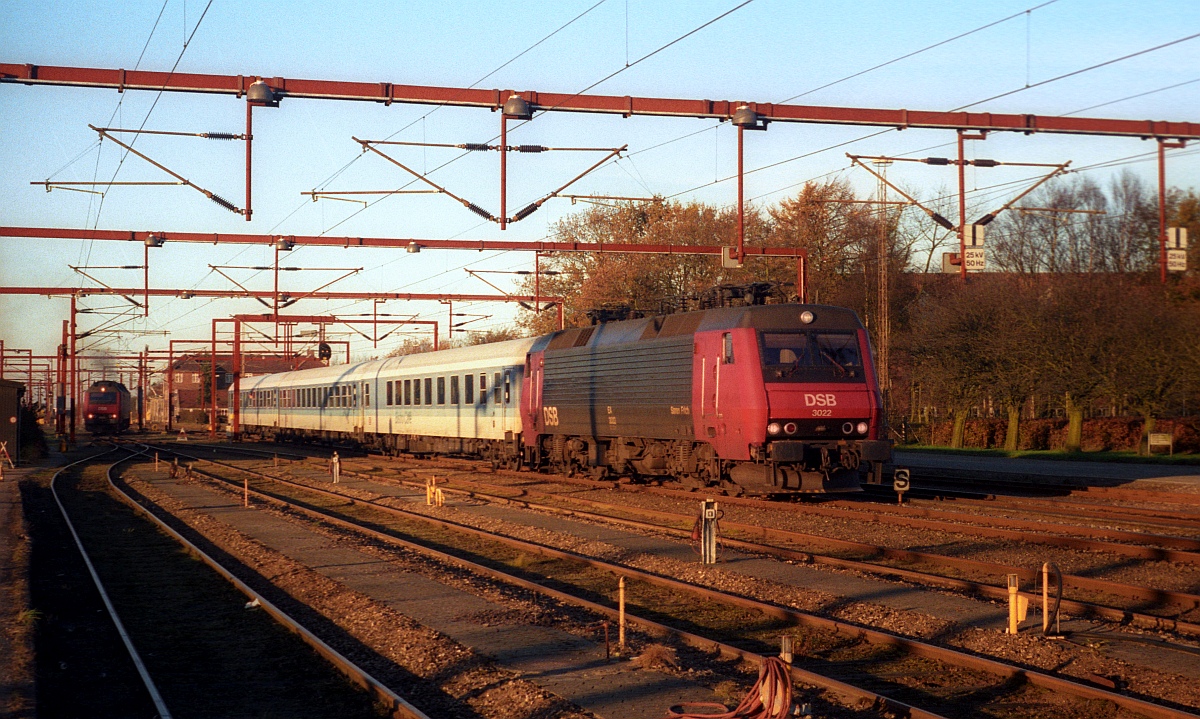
[964, 224, 986, 273]
[1167, 227, 1188, 273]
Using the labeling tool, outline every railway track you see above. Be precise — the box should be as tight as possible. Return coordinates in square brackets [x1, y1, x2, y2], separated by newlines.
[335, 462, 1200, 636]
[893, 472, 1200, 508]
[145, 441, 1200, 719]
[858, 488, 1200, 537]
[29, 444, 424, 719]
[179, 440, 1200, 626]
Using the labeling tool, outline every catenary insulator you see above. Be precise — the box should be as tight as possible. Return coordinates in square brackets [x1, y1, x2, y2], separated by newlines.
[511, 203, 539, 222]
[203, 132, 240, 140]
[929, 212, 955, 230]
[924, 157, 950, 165]
[461, 143, 491, 152]
[465, 202, 495, 221]
[976, 213, 997, 226]
[209, 194, 240, 213]
[515, 145, 546, 153]
[972, 159, 999, 168]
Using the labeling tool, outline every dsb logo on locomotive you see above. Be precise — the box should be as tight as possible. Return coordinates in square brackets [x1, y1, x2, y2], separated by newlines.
[803, 393, 838, 407]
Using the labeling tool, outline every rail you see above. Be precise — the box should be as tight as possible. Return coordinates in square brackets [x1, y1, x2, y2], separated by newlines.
[108, 443, 430, 719]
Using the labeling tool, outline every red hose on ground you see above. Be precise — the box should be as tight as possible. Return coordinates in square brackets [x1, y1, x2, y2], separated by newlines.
[665, 656, 793, 719]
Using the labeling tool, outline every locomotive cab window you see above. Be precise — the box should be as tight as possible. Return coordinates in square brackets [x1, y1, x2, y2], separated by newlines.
[722, 332, 734, 364]
[761, 331, 862, 381]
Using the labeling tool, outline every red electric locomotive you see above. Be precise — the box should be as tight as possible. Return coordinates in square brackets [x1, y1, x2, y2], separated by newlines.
[83, 380, 132, 434]
[520, 304, 890, 493]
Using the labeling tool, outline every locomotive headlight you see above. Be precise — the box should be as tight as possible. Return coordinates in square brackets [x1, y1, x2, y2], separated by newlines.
[799, 310, 814, 324]
[857, 421, 869, 434]
[783, 422, 798, 435]
[87, 413, 94, 419]
[767, 422, 782, 435]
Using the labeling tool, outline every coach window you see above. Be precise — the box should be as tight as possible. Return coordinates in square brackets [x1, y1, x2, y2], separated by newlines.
[503, 370, 511, 405]
[404, 379, 412, 405]
[464, 374, 474, 404]
[437, 376, 446, 405]
[413, 378, 421, 405]
[364, 383, 370, 408]
[722, 332, 734, 364]
[479, 373, 487, 405]
[450, 376, 460, 405]
[386, 381, 392, 406]
[493, 372, 502, 405]
[424, 377, 433, 406]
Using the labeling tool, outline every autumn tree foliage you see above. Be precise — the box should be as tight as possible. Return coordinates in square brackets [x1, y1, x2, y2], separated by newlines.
[516, 180, 882, 335]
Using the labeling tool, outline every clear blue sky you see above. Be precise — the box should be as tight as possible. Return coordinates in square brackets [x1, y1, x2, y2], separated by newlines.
[1, 0, 1198, 364]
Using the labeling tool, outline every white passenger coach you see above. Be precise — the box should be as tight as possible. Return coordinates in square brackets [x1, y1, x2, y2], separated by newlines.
[234, 338, 535, 465]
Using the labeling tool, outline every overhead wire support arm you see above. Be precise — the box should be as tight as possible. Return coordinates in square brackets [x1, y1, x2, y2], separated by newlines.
[92, 126, 246, 140]
[89, 125, 245, 216]
[277, 268, 362, 308]
[509, 144, 628, 223]
[564, 193, 661, 205]
[363, 139, 623, 153]
[302, 189, 438, 201]
[32, 180, 183, 194]
[353, 136, 497, 222]
[851, 154, 1064, 169]
[848, 154, 953, 229]
[68, 265, 144, 309]
[973, 162, 1071, 225]
[207, 265, 273, 309]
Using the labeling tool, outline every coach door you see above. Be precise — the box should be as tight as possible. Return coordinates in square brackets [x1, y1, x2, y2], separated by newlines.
[359, 381, 370, 439]
[485, 369, 510, 433]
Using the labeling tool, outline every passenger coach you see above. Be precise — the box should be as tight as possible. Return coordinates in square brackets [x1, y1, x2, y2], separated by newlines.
[238, 338, 533, 467]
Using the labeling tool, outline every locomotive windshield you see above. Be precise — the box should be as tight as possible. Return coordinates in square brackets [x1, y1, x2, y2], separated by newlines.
[89, 391, 118, 403]
[760, 331, 863, 382]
